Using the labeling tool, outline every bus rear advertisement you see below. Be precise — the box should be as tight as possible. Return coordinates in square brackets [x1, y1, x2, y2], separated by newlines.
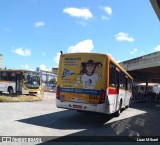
[56, 53, 133, 117]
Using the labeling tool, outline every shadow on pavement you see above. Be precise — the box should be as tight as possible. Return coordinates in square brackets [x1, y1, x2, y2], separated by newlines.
[17, 102, 160, 144]
[18, 110, 112, 129]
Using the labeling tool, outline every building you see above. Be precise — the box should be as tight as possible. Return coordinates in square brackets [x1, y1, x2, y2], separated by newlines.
[52, 68, 58, 75]
[150, 0, 160, 21]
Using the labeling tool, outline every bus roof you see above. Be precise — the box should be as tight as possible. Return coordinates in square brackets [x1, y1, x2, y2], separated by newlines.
[61, 52, 133, 80]
[61, 52, 107, 57]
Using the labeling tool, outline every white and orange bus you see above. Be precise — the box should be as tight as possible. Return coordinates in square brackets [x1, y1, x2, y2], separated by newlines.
[56, 53, 133, 116]
[0, 69, 41, 95]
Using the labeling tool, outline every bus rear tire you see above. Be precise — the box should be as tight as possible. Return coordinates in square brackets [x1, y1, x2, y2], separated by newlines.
[8, 87, 13, 96]
[115, 100, 122, 117]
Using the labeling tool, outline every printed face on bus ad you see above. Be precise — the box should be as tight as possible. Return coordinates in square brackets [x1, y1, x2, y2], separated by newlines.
[95, 62, 102, 75]
[85, 60, 94, 75]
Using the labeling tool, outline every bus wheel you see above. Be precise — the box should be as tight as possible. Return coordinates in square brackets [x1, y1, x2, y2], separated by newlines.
[8, 87, 13, 96]
[115, 100, 122, 117]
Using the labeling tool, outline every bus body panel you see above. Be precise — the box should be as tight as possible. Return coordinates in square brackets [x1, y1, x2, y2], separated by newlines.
[57, 88, 119, 114]
[125, 90, 132, 106]
[56, 98, 110, 114]
[0, 81, 16, 93]
[56, 53, 133, 115]
[107, 88, 126, 113]
[118, 89, 126, 109]
[107, 88, 118, 113]
[22, 87, 41, 95]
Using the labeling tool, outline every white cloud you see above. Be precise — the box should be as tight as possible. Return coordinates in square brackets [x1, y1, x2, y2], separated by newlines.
[115, 32, 135, 42]
[100, 6, 112, 21]
[154, 45, 160, 51]
[130, 48, 138, 55]
[21, 64, 29, 69]
[101, 16, 110, 21]
[21, 64, 33, 70]
[63, 7, 93, 20]
[39, 64, 46, 70]
[35, 22, 45, 27]
[78, 21, 88, 26]
[13, 47, 31, 56]
[54, 40, 94, 66]
[68, 39, 94, 53]
[103, 6, 112, 15]
[54, 52, 61, 67]
[39, 64, 50, 71]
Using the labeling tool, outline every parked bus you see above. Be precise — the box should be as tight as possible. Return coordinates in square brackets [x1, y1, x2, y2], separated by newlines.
[40, 70, 57, 92]
[56, 53, 133, 116]
[0, 69, 41, 95]
[153, 84, 160, 94]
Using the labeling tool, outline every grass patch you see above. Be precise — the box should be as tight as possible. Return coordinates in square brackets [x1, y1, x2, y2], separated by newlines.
[0, 92, 43, 102]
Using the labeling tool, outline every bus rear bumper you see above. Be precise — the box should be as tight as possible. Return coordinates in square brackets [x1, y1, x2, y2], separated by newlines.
[56, 99, 113, 114]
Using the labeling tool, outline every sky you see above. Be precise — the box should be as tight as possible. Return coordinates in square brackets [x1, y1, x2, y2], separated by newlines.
[0, 0, 160, 71]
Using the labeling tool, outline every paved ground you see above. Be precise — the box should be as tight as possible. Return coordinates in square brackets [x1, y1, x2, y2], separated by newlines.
[0, 92, 160, 145]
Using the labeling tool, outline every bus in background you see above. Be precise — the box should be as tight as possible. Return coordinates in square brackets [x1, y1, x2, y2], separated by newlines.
[153, 84, 160, 94]
[0, 70, 41, 95]
[40, 70, 57, 92]
[56, 53, 133, 117]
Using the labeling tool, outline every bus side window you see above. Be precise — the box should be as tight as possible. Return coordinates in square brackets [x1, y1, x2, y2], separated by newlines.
[2, 72, 7, 80]
[120, 72, 125, 89]
[125, 77, 128, 90]
[0, 72, 1, 80]
[109, 61, 116, 87]
[115, 69, 120, 89]
[7, 72, 15, 81]
[128, 78, 132, 90]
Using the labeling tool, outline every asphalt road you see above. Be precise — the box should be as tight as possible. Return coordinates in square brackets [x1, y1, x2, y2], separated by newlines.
[0, 92, 160, 145]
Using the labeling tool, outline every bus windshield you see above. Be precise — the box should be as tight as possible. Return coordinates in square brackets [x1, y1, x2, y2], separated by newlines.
[24, 72, 40, 89]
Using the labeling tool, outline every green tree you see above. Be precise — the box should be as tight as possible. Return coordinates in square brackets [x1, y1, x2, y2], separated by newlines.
[50, 78, 57, 84]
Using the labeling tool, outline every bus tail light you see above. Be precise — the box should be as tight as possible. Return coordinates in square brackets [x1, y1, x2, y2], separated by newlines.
[56, 85, 60, 100]
[99, 89, 105, 104]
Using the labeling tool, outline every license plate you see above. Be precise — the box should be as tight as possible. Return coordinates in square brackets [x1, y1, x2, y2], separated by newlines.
[73, 105, 82, 109]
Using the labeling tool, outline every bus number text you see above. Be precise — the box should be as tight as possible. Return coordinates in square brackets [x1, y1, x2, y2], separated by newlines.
[89, 95, 99, 100]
